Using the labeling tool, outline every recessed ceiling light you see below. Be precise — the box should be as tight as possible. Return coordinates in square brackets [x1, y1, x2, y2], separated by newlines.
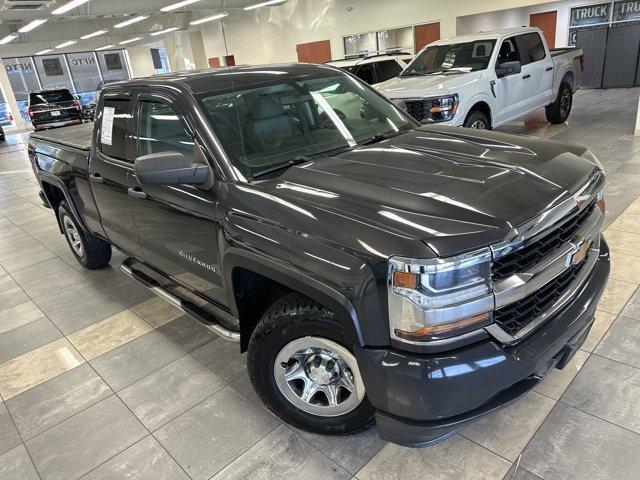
[52, 0, 91, 15]
[36, 48, 54, 55]
[244, 0, 286, 10]
[160, 0, 202, 12]
[190, 12, 229, 25]
[150, 27, 179, 36]
[0, 34, 18, 45]
[55, 40, 78, 49]
[114, 15, 148, 28]
[19, 19, 48, 33]
[95, 44, 115, 51]
[119, 37, 142, 45]
[81, 29, 108, 39]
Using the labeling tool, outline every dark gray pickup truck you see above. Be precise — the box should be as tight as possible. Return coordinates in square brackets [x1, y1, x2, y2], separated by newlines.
[28, 64, 609, 447]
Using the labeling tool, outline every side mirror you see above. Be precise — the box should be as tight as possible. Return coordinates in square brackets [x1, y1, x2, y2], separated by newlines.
[134, 151, 209, 185]
[496, 60, 522, 78]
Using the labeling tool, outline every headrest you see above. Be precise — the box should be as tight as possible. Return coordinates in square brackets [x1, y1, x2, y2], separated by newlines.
[475, 44, 486, 57]
[249, 95, 285, 120]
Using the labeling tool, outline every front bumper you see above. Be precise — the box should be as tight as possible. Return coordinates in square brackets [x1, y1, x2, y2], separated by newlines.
[355, 239, 610, 447]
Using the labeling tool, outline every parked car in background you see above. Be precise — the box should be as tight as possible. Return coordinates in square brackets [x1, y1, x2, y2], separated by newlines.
[28, 64, 608, 447]
[81, 101, 97, 122]
[327, 51, 413, 85]
[376, 27, 583, 129]
[28, 89, 83, 131]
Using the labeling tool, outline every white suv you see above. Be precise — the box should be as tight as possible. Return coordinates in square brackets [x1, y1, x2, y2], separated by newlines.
[327, 52, 413, 86]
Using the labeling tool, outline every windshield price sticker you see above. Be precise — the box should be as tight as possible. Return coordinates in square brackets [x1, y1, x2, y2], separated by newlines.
[101, 106, 115, 146]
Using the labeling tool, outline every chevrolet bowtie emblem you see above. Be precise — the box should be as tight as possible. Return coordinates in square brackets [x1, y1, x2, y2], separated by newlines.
[571, 239, 592, 265]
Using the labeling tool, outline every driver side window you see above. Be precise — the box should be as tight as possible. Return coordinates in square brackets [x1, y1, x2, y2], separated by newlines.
[497, 38, 521, 65]
[138, 101, 194, 161]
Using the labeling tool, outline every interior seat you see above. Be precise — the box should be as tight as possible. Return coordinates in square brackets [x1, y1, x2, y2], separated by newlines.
[245, 95, 300, 152]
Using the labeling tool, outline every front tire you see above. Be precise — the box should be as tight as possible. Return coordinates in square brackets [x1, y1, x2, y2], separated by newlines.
[463, 110, 491, 130]
[58, 201, 111, 269]
[546, 82, 572, 124]
[247, 293, 375, 435]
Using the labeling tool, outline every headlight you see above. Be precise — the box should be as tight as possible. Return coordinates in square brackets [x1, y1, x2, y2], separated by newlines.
[388, 248, 493, 344]
[582, 150, 604, 171]
[426, 94, 459, 122]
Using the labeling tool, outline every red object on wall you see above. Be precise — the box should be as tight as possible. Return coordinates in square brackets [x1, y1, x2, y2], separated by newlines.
[414, 23, 440, 53]
[530, 11, 557, 48]
[296, 40, 332, 64]
[208, 57, 221, 68]
[224, 55, 236, 66]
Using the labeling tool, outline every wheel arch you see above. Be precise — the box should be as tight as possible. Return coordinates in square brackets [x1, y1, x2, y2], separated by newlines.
[562, 71, 575, 91]
[463, 99, 493, 128]
[222, 248, 364, 352]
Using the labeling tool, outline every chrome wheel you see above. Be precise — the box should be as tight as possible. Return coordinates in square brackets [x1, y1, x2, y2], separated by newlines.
[470, 120, 486, 129]
[63, 215, 84, 257]
[274, 337, 365, 417]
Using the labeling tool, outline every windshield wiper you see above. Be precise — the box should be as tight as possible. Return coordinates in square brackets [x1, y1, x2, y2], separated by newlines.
[357, 130, 403, 146]
[400, 72, 426, 77]
[251, 145, 352, 179]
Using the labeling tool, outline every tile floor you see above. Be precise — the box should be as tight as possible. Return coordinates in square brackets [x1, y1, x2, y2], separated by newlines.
[1, 88, 640, 480]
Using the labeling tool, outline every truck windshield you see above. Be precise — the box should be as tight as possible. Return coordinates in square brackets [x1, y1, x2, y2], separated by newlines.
[402, 40, 496, 76]
[29, 90, 74, 105]
[199, 72, 416, 178]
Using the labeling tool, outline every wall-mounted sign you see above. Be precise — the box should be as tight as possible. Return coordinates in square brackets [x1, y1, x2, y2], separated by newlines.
[104, 53, 123, 71]
[42, 58, 63, 77]
[613, 0, 640, 22]
[5, 61, 33, 74]
[570, 2, 612, 26]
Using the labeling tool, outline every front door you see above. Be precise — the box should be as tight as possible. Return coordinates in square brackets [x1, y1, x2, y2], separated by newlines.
[88, 95, 144, 258]
[494, 37, 529, 125]
[129, 95, 227, 306]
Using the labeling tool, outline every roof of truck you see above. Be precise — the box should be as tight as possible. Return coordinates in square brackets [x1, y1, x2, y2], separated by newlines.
[104, 63, 345, 96]
[433, 27, 541, 46]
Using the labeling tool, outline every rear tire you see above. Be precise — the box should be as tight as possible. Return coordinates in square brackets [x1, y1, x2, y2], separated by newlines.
[247, 293, 375, 435]
[58, 201, 111, 269]
[463, 110, 491, 130]
[546, 82, 572, 124]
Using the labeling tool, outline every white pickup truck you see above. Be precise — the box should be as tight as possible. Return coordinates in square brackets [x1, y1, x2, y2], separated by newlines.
[375, 27, 584, 129]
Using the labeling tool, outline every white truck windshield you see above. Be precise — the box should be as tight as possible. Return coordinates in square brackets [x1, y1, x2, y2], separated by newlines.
[403, 40, 497, 76]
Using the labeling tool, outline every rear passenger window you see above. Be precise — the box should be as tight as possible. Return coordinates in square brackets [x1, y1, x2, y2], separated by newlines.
[516, 33, 546, 64]
[137, 101, 193, 161]
[376, 60, 402, 82]
[356, 64, 376, 84]
[100, 99, 132, 160]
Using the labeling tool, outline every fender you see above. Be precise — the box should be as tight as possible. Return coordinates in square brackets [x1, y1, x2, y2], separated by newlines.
[458, 91, 495, 127]
[222, 247, 365, 348]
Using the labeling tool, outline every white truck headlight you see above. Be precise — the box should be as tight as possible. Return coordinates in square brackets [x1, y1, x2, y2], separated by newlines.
[427, 94, 459, 122]
[388, 248, 494, 343]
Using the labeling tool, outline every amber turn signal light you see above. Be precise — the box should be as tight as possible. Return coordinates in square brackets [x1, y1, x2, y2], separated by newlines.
[393, 312, 492, 341]
[393, 271, 419, 289]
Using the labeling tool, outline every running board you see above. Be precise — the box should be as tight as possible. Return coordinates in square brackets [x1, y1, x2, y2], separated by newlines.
[120, 259, 240, 342]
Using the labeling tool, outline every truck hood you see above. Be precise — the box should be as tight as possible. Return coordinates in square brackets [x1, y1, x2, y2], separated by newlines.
[376, 71, 482, 99]
[259, 126, 598, 257]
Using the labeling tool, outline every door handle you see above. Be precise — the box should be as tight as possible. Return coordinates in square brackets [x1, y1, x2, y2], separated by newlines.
[89, 173, 103, 184]
[127, 187, 147, 200]
[522, 74, 531, 79]
[546, 66, 554, 71]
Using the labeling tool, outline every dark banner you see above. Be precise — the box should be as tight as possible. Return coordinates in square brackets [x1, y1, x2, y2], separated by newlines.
[570, 3, 611, 26]
[613, 0, 640, 21]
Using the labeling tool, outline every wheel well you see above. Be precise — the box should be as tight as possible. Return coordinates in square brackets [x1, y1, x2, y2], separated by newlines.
[41, 182, 65, 232]
[232, 267, 295, 351]
[562, 72, 574, 91]
[466, 101, 492, 127]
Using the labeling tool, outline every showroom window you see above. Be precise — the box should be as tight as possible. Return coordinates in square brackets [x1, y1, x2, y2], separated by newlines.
[100, 99, 133, 161]
[516, 33, 546, 64]
[33, 55, 75, 92]
[138, 101, 193, 161]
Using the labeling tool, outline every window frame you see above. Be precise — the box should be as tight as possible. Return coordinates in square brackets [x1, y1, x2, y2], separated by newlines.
[98, 93, 135, 162]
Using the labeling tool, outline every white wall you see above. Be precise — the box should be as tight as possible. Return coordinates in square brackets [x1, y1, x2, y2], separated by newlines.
[126, 45, 157, 78]
[195, 0, 562, 65]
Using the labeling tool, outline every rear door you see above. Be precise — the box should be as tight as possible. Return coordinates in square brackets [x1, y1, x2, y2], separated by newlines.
[515, 32, 554, 108]
[128, 92, 227, 306]
[88, 93, 144, 258]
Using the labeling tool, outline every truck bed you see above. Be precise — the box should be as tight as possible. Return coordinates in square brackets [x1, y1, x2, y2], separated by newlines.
[30, 122, 93, 152]
[549, 47, 581, 57]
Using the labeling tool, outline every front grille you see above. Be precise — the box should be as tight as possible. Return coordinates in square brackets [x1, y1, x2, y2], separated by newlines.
[404, 100, 427, 122]
[492, 203, 595, 281]
[493, 261, 585, 336]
